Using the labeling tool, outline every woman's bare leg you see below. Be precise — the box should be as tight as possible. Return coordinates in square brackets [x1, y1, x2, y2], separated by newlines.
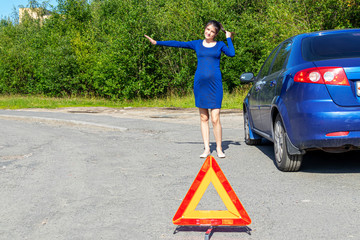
[199, 108, 211, 158]
[211, 108, 225, 158]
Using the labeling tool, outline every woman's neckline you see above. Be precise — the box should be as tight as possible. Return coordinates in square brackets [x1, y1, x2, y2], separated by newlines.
[202, 40, 217, 48]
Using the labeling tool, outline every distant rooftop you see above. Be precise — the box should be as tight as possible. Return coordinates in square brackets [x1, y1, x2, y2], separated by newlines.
[19, 8, 52, 24]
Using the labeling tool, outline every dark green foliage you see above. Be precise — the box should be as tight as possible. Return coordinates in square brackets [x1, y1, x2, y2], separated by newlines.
[0, 0, 359, 99]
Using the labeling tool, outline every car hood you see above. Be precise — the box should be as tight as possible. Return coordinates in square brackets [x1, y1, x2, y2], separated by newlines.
[314, 58, 360, 107]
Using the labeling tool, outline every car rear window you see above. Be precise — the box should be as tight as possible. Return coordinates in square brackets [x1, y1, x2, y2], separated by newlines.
[302, 32, 360, 61]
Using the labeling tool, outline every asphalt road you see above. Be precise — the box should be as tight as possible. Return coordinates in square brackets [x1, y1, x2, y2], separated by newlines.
[1, 108, 360, 240]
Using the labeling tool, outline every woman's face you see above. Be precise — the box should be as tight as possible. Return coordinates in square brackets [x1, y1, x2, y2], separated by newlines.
[204, 24, 217, 41]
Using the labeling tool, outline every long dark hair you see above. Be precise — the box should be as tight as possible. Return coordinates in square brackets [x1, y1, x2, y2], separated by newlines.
[205, 20, 235, 36]
[205, 20, 225, 34]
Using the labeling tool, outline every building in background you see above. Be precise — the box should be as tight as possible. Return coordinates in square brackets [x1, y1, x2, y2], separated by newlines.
[19, 8, 51, 24]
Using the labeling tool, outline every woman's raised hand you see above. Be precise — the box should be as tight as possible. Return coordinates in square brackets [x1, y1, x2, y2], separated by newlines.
[144, 35, 157, 45]
[225, 31, 232, 39]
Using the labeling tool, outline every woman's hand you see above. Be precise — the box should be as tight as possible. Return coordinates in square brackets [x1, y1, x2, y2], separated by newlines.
[225, 31, 232, 39]
[144, 35, 157, 45]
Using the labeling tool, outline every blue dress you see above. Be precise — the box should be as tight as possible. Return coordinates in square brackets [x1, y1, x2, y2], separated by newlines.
[156, 38, 235, 109]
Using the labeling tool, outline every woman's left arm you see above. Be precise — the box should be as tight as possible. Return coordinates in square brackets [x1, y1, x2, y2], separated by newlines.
[221, 31, 235, 57]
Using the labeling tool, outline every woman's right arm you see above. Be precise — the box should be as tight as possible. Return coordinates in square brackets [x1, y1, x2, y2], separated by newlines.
[144, 35, 195, 50]
[144, 35, 157, 45]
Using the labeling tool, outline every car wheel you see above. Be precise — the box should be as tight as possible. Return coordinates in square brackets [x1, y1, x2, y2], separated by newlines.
[273, 115, 303, 172]
[244, 110, 262, 145]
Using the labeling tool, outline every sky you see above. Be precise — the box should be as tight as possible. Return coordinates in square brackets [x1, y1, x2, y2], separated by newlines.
[0, 0, 58, 19]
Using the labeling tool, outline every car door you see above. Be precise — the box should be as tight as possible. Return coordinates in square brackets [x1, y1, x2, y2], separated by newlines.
[248, 79, 263, 130]
[260, 40, 293, 134]
[252, 45, 281, 132]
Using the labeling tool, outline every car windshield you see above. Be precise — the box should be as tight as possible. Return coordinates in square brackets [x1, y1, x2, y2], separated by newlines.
[302, 32, 360, 61]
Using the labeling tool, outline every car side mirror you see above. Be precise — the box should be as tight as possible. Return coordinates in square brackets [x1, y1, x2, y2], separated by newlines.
[240, 72, 255, 83]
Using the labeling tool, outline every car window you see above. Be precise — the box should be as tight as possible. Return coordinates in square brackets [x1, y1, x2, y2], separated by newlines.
[269, 40, 292, 74]
[302, 32, 360, 61]
[259, 45, 280, 79]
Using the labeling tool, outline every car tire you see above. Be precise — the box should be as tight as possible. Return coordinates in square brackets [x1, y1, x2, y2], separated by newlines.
[273, 115, 303, 172]
[244, 110, 262, 145]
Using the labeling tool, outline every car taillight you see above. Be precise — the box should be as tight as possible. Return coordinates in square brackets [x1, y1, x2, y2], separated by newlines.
[294, 67, 349, 86]
[326, 131, 350, 137]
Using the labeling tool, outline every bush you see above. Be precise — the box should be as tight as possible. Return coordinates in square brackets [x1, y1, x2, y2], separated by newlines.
[0, 0, 359, 99]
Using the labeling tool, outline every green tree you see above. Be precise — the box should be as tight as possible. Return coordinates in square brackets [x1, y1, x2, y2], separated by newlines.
[0, 0, 359, 99]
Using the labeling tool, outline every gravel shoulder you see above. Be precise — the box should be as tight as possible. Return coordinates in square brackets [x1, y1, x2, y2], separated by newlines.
[15, 107, 243, 128]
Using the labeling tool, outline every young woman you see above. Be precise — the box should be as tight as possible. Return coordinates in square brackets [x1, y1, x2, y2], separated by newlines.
[145, 20, 235, 158]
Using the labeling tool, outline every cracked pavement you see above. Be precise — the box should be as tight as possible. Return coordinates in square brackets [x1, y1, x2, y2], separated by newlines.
[1, 107, 360, 240]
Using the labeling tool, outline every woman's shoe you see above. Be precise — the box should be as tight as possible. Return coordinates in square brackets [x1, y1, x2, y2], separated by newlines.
[217, 151, 226, 158]
[200, 150, 211, 158]
[200, 153, 210, 158]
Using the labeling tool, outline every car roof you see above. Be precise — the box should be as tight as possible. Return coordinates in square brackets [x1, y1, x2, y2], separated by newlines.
[292, 28, 360, 41]
[279, 28, 360, 67]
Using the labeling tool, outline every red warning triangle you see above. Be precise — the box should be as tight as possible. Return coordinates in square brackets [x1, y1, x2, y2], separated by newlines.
[173, 155, 251, 226]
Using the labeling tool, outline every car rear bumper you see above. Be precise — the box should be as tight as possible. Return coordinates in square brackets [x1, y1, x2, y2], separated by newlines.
[298, 132, 360, 151]
[286, 99, 360, 150]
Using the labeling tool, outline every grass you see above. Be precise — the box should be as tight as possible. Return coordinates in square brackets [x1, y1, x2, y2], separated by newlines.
[0, 86, 251, 110]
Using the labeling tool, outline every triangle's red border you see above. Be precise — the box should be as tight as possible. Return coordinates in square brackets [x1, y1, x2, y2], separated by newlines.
[172, 156, 251, 226]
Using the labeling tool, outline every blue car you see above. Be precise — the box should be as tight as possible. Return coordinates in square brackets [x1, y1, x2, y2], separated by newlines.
[240, 29, 360, 172]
